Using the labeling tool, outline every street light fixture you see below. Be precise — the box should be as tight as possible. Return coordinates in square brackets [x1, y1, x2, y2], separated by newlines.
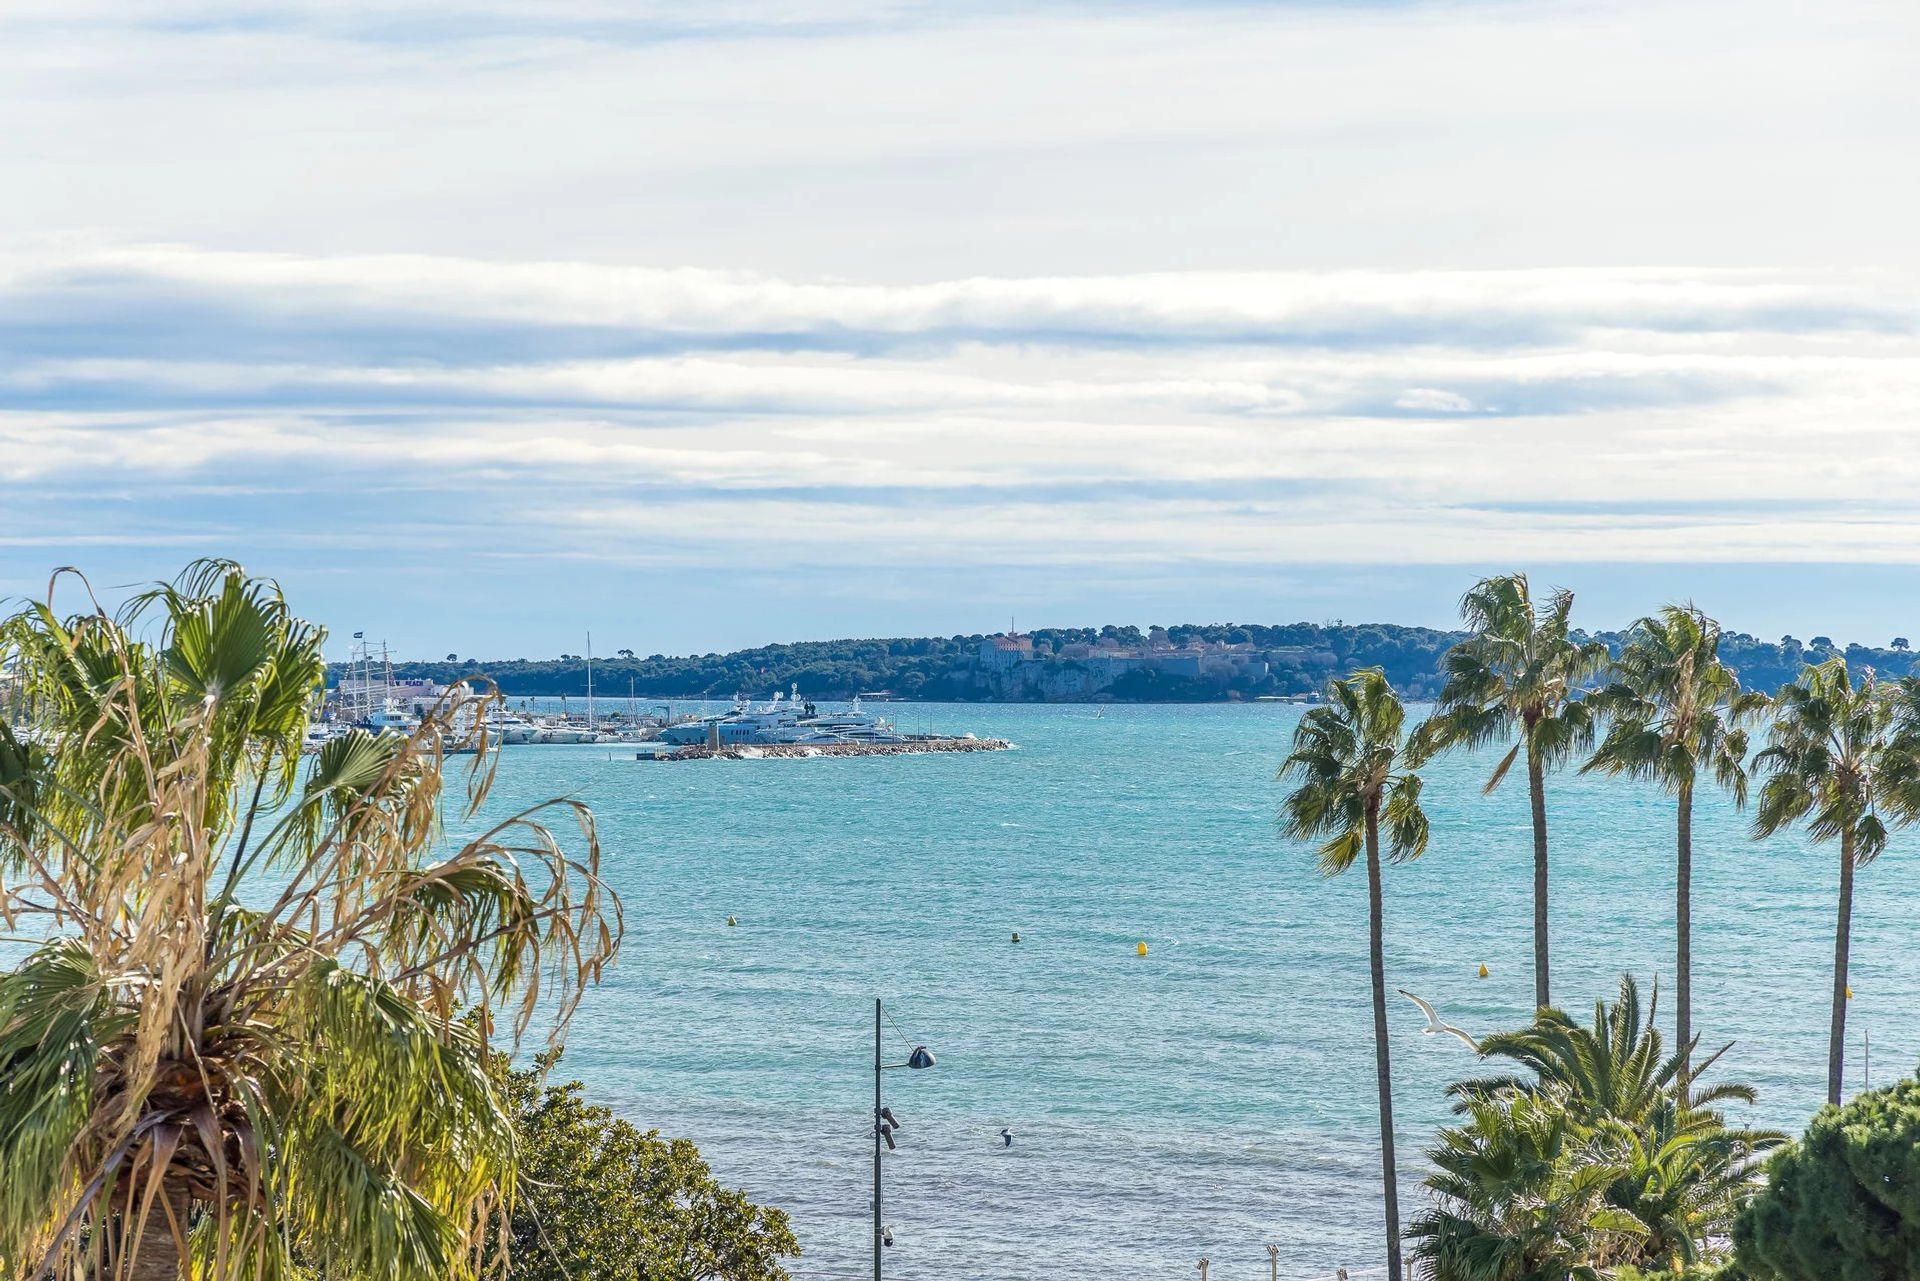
[872, 998, 934, 1281]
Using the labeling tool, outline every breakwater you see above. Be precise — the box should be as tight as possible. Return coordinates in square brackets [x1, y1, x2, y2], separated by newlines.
[638, 736, 1011, 762]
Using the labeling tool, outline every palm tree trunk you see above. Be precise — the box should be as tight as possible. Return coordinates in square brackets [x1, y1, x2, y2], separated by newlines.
[1527, 744, 1550, 1011]
[1828, 832, 1855, 1106]
[1676, 781, 1693, 1084]
[1364, 805, 1402, 1281]
[125, 1190, 188, 1281]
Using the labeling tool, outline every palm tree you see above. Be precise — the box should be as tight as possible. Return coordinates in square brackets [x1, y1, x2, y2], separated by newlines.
[1436, 976, 1782, 1275]
[0, 563, 622, 1281]
[1415, 574, 1608, 1011]
[1583, 605, 1763, 1077]
[1453, 977, 1768, 1128]
[1752, 656, 1914, 1105]
[1281, 668, 1430, 1281]
[1407, 1090, 1635, 1281]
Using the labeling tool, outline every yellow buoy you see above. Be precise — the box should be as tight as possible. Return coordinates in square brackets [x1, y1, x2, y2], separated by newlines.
[1846, 984, 1854, 999]
[1136, 941, 1149, 957]
[726, 915, 738, 927]
[1478, 963, 1490, 979]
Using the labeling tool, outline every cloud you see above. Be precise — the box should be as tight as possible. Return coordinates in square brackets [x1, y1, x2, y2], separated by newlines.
[3, 248, 1910, 353]
[1393, 388, 1474, 414]
[0, 246, 1916, 611]
[3, 0, 1919, 648]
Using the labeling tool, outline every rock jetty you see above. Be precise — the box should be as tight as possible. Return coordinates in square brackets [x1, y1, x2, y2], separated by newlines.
[639, 737, 1011, 762]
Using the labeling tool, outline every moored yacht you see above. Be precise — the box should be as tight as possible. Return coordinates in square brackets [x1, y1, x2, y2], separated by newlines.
[658, 690, 905, 747]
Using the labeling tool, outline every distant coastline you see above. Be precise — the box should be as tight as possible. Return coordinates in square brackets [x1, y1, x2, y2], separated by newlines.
[333, 621, 1920, 704]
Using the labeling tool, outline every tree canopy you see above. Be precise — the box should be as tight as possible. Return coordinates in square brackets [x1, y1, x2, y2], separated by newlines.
[0, 562, 621, 1281]
[493, 1057, 799, 1281]
[360, 621, 1920, 702]
[1736, 1074, 1920, 1280]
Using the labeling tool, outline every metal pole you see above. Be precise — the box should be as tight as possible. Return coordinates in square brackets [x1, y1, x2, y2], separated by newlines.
[874, 997, 883, 1281]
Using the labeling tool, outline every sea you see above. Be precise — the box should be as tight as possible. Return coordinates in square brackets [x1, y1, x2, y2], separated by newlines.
[467, 700, 1920, 1281]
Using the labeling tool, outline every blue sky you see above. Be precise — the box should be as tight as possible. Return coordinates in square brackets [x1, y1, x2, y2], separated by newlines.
[3, 0, 1918, 659]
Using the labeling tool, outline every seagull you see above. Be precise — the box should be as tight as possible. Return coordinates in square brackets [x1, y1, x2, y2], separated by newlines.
[1397, 989, 1480, 1051]
[998, 1127, 1014, 1148]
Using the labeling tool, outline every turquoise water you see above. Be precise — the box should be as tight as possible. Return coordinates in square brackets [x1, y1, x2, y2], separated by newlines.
[471, 702, 1920, 1281]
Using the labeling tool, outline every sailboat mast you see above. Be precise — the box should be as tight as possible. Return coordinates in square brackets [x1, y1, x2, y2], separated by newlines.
[586, 631, 595, 729]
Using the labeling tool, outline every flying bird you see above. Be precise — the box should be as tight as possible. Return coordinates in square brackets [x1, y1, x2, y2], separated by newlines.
[1397, 989, 1480, 1051]
[998, 1127, 1014, 1148]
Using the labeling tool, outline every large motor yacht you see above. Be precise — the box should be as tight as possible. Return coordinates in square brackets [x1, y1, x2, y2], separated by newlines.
[658, 690, 905, 747]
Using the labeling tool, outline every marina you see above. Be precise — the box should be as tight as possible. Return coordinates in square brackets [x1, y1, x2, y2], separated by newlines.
[313, 648, 1001, 758]
[637, 736, 1011, 762]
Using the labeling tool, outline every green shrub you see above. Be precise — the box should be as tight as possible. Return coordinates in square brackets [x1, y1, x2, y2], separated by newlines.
[1735, 1075, 1920, 1280]
[1614, 1264, 1747, 1281]
[492, 1057, 800, 1281]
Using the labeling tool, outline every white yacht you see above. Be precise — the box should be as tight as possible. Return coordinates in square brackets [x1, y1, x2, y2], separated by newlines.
[365, 700, 421, 736]
[659, 691, 905, 747]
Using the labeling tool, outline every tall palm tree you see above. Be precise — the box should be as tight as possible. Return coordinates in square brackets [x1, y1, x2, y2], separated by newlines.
[1415, 574, 1608, 1011]
[0, 563, 622, 1281]
[1583, 605, 1764, 1078]
[1751, 656, 1909, 1106]
[1281, 668, 1430, 1281]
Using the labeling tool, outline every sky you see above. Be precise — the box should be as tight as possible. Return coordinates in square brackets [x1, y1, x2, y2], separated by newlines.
[3, 0, 1918, 659]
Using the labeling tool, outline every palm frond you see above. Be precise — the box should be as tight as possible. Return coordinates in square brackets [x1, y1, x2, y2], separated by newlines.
[0, 565, 623, 1281]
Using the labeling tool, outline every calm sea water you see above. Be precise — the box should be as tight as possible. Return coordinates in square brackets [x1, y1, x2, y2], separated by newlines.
[468, 701, 1920, 1281]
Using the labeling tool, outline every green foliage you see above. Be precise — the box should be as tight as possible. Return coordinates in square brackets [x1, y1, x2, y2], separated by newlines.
[1615, 1265, 1747, 1281]
[1585, 605, 1761, 801]
[494, 1059, 798, 1281]
[1414, 572, 1609, 780]
[1752, 658, 1900, 859]
[1409, 1090, 1638, 1281]
[1413, 978, 1781, 1280]
[0, 561, 620, 1281]
[346, 619, 1920, 702]
[1735, 1075, 1920, 1280]
[1280, 668, 1428, 874]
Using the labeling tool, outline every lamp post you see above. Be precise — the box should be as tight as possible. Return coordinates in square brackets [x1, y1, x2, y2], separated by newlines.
[872, 997, 935, 1281]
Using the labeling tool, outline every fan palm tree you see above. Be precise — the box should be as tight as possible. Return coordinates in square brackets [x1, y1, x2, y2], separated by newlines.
[1281, 668, 1429, 1281]
[1414, 574, 1608, 1011]
[0, 563, 621, 1281]
[1752, 656, 1920, 1105]
[1583, 606, 1764, 1077]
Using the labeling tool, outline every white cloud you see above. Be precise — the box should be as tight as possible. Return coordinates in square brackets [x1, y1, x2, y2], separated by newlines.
[2, 0, 1916, 278]
[3, 250, 1918, 555]
[4, 246, 1908, 342]
[1393, 389, 1475, 414]
[2, 0, 1919, 643]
